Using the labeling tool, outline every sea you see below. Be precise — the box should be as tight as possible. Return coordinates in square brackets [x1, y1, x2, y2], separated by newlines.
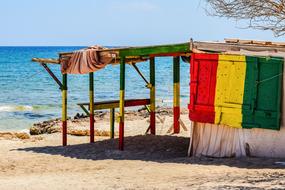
[0, 46, 190, 131]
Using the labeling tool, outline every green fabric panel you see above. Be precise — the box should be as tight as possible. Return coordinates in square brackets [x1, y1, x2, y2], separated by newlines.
[242, 56, 283, 130]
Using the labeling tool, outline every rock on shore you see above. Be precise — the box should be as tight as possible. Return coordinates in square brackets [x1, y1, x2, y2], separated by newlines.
[30, 107, 188, 136]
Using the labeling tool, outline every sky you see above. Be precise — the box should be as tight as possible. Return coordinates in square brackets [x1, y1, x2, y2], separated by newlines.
[0, 0, 283, 46]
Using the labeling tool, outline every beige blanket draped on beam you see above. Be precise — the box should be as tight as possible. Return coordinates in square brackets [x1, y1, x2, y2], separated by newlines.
[60, 46, 113, 74]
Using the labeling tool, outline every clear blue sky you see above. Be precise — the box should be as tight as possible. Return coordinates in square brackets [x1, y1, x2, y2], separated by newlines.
[0, 0, 282, 46]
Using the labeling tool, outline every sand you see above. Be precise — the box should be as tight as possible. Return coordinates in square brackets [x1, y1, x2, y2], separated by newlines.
[1, 113, 285, 189]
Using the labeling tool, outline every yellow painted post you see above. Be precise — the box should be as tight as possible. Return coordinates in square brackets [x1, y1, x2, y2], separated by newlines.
[62, 74, 67, 146]
[173, 56, 180, 133]
[150, 57, 156, 135]
[89, 72, 94, 143]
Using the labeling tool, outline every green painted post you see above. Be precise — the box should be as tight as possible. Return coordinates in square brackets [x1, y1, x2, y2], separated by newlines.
[150, 57, 156, 135]
[119, 56, 125, 150]
[173, 56, 180, 133]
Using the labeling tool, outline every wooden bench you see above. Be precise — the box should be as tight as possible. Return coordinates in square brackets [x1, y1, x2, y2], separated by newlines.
[77, 98, 151, 138]
[77, 98, 150, 115]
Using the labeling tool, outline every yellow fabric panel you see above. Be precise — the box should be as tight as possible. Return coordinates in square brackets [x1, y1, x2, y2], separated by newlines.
[214, 55, 247, 128]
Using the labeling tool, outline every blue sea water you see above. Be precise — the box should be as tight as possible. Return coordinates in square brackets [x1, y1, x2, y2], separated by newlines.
[0, 46, 190, 131]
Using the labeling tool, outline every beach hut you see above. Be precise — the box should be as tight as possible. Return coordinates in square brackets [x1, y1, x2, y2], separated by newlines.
[32, 39, 285, 157]
[188, 39, 285, 158]
[32, 43, 192, 150]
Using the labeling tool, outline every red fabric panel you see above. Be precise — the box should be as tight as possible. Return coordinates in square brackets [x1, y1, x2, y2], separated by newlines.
[189, 53, 218, 123]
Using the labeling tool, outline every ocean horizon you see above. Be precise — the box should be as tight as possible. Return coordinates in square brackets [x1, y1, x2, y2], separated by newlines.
[0, 46, 190, 131]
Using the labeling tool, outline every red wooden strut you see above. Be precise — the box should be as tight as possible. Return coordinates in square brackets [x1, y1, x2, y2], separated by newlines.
[90, 114, 94, 143]
[119, 122, 124, 150]
[62, 121, 67, 146]
[173, 107, 180, 133]
[150, 112, 155, 134]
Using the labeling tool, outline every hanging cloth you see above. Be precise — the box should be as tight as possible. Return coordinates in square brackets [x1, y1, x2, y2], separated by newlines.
[61, 46, 113, 74]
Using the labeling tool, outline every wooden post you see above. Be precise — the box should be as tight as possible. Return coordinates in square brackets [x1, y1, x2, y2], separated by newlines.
[173, 56, 180, 133]
[62, 74, 67, 146]
[150, 57, 156, 135]
[110, 108, 115, 139]
[119, 56, 125, 150]
[89, 72, 94, 143]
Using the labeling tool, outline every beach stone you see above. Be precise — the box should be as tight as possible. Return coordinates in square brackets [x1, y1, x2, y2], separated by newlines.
[0, 132, 30, 140]
[47, 126, 60, 134]
[15, 132, 30, 139]
[30, 126, 42, 135]
[68, 129, 89, 136]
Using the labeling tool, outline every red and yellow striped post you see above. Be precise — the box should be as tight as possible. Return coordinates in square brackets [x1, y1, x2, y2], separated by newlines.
[173, 56, 180, 133]
[62, 74, 67, 146]
[150, 57, 156, 135]
[119, 56, 125, 150]
[89, 72, 94, 143]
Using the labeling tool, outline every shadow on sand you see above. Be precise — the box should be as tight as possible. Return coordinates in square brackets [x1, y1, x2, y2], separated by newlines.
[16, 135, 285, 169]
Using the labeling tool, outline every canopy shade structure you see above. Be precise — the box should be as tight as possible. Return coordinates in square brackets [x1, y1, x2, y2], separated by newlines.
[32, 39, 285, 67]
[31, 38, 285, 151]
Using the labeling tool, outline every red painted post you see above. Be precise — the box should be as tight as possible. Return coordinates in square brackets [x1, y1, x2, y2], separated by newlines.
[150, 57, 156, 135]
[119, 56, 125, 150]
[173, 56, 180, 133]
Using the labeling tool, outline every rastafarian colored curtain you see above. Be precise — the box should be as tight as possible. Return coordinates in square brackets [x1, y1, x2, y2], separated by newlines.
[189, 53, 283, 130]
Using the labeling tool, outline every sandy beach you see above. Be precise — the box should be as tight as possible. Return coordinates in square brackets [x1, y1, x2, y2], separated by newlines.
[0, 110, 285, 190]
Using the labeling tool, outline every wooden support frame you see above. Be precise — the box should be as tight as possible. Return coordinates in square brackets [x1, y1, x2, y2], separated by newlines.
[35, 41, 197, 150]
[119, 43, 190, 57]
[62, 74, 67, 146]
[89, 72, 95, 143]
[131, 63, 150, 85]
[150, 57, 156, 135]
[119, 56, 126, 150]
[173, 56, 180, 134]
[41, 63, 63, 90]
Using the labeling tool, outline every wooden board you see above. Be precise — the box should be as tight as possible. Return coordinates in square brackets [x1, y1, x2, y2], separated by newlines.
[78, 98, 150, 110]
